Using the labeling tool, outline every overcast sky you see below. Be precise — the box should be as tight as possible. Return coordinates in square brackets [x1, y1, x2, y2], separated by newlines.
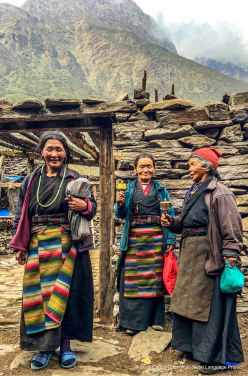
[1, 0, 248, 65]
[0, 0, 247, 31]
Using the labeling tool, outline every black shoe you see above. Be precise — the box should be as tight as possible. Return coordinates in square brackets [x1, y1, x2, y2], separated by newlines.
[126, 329, 139, 335]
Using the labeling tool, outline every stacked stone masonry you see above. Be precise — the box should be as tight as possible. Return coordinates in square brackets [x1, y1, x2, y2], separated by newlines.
[113, 91, 248, 317]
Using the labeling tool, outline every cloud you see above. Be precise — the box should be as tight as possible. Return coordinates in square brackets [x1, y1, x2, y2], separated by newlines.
[110, 0, 122, 4]
[153, 12, 248, 68]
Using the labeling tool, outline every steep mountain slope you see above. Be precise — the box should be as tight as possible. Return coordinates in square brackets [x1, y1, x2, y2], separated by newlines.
[22, 0, 177, 54]
[1, 1, 248, 104]
[195, 57, 248, 83]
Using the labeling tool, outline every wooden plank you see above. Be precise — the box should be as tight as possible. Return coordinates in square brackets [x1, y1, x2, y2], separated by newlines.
[0, 156, 5, 170]
[0, 101, 137, 124]
[0, 119, 101, 133]
[0, 183, 21, 188]
[91, 181, 100, 185]
[99, 122, 114, 322]
[1, 150, 37, 158]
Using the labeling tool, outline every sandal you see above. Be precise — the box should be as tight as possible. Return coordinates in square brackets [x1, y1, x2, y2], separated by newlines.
[61, 351, 76, 369]
[31, 351, 54, 371]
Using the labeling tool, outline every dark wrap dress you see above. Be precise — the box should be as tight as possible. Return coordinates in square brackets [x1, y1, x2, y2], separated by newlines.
[20, 168, 94, 351]
[169, 178, 244, 365]
[119, 180, 165, 331]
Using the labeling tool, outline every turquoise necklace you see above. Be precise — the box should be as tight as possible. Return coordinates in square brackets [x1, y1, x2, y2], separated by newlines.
[36, 165, 67, 208]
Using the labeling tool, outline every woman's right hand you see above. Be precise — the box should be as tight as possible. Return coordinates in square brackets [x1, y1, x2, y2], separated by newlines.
[15, 251, 26, 265]
[161, 212, 173, 227]
[116, 191, 125, 205]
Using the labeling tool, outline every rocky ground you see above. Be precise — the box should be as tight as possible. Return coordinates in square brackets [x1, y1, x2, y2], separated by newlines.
[0, 255, 247, 376]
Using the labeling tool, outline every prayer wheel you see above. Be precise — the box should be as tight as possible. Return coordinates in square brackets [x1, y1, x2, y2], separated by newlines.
[160, 198, 171, 211]
[116, 180, 127, 207]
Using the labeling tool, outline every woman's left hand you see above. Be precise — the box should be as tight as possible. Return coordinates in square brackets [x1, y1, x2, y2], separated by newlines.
[65, 197, 88, 212]
[167, 245, 175, 252]
[223, 256, 237, 267]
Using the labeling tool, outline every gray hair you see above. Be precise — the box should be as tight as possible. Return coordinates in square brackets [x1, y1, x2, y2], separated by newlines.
[190, 154, 220, 179]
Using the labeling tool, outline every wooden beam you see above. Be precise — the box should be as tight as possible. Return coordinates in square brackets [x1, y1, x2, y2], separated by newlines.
[171, 84, 175, 96]
[155, 89, 158, 103]
[61, 133, 92, 159]
[0, 119, 101, 133]
[27, 158, 35, 174]
[88, 132, 101, 150]
[69, 159, 99, 167]
[23, 133, 40, 143]
[99, 122, 114, 322]
[0, 133, 37, 150]
[142, 70, 147, 91]
[0, 101, 137, 124]
[65, 131, 99, 161]
[0, 139, 25, 151]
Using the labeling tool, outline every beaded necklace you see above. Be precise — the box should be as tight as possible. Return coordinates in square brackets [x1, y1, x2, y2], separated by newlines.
[36, 165, 67, 208]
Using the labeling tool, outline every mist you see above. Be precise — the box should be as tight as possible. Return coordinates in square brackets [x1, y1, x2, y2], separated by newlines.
[153, 12, 248, 68]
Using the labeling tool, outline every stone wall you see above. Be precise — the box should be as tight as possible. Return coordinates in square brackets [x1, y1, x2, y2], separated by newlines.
[112, 91, 248, 319]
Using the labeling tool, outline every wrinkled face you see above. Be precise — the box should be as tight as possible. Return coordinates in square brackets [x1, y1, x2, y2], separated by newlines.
[135, 157, 155, 182]
[41, 139, 67, 170]
[188, 157, 210, 183]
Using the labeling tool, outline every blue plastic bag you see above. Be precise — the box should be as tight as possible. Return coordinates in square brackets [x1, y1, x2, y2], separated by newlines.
[220, 260, 245, 294]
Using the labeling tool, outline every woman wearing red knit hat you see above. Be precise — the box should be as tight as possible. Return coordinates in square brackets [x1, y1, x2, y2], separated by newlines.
[161, 147, 244, 374]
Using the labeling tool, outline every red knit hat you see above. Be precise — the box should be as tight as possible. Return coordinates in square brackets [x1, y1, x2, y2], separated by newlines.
[192, 147, 222, 170]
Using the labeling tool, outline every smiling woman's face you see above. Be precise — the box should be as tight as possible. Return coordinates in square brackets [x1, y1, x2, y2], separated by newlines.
[41, 139, 67, 171]
[135, 157, 155, 182]
[188, 157, 211, 183]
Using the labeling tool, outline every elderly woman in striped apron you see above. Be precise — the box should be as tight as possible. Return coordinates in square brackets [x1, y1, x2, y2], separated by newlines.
[115, 153, 176, 335]
[10, 131, 97, 371]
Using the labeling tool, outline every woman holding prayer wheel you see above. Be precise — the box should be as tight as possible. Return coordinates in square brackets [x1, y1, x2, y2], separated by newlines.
[115, 153, 176, 335]
[161, 147, 244, 374]
[10, 131, 97, 371]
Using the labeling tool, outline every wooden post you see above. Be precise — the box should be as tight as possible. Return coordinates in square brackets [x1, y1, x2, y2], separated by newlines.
[99, 123, 115, 322]
[155, 89, 158, 103]
[145, 92, 150, 100]
[142, 70, 147, 91]
[0, 155, 4, 197]
[27, 158, 35, 174]
[171, 84, 175, 96]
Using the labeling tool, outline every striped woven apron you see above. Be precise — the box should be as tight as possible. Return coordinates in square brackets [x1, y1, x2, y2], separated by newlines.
[124, 225, 164, 298]
[22, 226, 76, 334]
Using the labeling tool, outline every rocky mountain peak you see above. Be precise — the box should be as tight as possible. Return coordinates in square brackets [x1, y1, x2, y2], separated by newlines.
[22, 0, 177, 54]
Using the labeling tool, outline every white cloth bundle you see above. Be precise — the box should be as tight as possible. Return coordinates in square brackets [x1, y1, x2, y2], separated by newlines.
[66, 178, 91, 241]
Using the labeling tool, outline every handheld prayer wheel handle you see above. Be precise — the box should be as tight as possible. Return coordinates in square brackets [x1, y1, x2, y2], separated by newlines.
[117, 180, 127, 207]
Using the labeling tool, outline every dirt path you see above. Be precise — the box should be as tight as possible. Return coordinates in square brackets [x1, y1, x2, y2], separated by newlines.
[0, 255, 247, 376]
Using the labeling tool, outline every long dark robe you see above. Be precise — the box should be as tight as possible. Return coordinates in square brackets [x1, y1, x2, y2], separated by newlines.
[20, 168, 94, 351]
[170, 178, 244, 364]
[172, 277, 244, 364]
[119, 180, 165, 331]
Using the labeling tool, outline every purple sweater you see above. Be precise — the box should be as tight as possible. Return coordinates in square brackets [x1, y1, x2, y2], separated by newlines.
[10, 166, 97, 253]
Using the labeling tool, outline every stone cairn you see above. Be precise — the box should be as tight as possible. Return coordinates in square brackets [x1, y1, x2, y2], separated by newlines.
[112, 87, 248, 320]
